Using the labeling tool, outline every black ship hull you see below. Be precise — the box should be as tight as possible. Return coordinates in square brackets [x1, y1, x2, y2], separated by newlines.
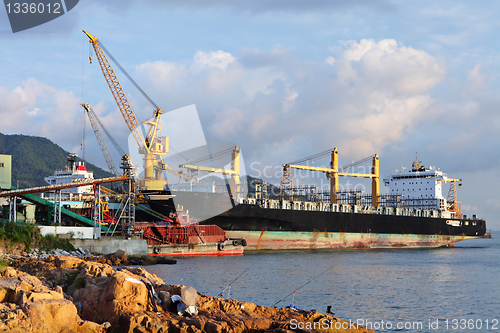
[147, 191, 487, 250]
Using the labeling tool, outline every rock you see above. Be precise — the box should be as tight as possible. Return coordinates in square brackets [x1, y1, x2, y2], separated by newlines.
[96, 271, 149, 325]
[55, 285, 64, 295]
[158, 291, 171, 311]
[0, 275, 44, 303]
[113, 249, 128, 260]
[2, 266, 19, 277]
[5, 256, 374, 333]
[129, 255, 176, 266]
[120, 266, 164, 286]
[55, 256, 84, 269]
[22, 298, 79, 333]
[77, 319, 108, 333]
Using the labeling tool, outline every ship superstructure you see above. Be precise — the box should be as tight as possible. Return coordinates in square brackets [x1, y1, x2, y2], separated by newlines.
[44, 154, 94, 197]
[384, 159, 447, 211]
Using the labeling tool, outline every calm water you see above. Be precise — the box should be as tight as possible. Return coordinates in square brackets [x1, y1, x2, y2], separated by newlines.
[145, 233, 500, 332]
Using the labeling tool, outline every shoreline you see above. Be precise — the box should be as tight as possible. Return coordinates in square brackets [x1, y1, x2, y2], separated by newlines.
[0, 252, 373, 332]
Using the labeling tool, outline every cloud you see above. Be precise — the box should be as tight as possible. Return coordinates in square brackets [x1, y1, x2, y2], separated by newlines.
[486, 199, 500, 210]
[136, 61, 187, 88]
[190, 50, 236, 73]
[463, 64, 489, 96]
[131, 38, 447, 170]
[0, 78, 81, 152]
[336, 39, 446, 95]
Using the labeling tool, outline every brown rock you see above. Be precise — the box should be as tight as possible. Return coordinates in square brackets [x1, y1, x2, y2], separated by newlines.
[0, 275, 44, 303]
[55, 256, 85, 269]
[23, 298, 78, 333]
[120, 266, 164, 286]
[77, 319, 108, 333]
[2, 266, 19, 277]
[113, 249, 128, 260]
[55, 285, 64, 295]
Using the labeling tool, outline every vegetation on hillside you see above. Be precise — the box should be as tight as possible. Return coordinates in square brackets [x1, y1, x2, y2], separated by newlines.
[0, 133, 112, 189]
[0, 220, 75, 252]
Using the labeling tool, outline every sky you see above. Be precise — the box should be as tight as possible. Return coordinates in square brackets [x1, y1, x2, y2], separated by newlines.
[1, 0, 499, 230]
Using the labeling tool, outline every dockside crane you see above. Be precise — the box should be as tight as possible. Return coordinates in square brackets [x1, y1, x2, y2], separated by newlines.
[280, 148, 380, 206]
[80, 103, 125, 176]
[83, 30, 168, 191]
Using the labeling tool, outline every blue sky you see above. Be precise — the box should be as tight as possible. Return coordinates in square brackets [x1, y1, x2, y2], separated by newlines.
[1, 1, 499, 229]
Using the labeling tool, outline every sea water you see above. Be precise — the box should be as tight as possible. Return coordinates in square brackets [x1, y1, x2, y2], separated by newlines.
[145, 233, 500, 332]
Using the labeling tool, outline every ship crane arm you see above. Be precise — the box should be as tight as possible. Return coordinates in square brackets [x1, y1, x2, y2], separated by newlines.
[280, 148, 379, 206]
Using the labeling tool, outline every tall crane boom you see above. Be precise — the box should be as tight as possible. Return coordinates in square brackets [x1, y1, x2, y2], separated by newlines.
[81, 103, 119, 176]
[83, 30, 145, 150]
[83, 30, 168, 191]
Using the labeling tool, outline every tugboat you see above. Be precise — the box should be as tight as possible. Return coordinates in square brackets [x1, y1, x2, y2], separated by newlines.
[135, 210, 246, 256]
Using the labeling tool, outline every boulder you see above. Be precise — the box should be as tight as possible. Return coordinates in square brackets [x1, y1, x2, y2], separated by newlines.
[0, 275, 44, 303]
[55, 255, 85, 269]
[2, 266, 19, 277]
[120, 266, 164, 286]
[113, 249, 128, 260]
[22, 298, 79, 333]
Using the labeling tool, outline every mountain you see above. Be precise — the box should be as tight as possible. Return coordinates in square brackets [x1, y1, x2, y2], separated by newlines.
[0, 133, 112, 189]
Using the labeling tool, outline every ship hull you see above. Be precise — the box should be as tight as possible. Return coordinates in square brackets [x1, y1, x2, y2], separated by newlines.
[148, 242, 244, 256]
[147, 192, 487, 251]
[224, 230, 473, 251]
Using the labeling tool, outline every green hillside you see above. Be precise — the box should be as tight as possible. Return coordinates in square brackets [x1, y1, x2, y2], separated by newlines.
[0, 133, 112, 189]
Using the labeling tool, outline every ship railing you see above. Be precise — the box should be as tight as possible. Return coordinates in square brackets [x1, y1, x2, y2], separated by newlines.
[249, 197, 444, 218]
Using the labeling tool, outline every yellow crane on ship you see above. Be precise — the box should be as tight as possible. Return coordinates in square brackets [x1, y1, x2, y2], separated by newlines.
[280, 148, 380, 206]
[83, 30, 168, 191]
[447, 177, 462, 218]
[178, 145, 241, 198]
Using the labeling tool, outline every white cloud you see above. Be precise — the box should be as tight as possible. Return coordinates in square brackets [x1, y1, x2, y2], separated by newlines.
[136, 61, 187, 88]
[190, 50, 236, 73]
[486, 198, 500, 210]
[337, 39, 446, 95]
[0, 78, 82, 152]
[131, 39, 447, 165]
[463, 64, 488, 96]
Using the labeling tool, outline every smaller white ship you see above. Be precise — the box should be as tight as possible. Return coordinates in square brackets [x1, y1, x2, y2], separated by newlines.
[43, 154, 94, 201]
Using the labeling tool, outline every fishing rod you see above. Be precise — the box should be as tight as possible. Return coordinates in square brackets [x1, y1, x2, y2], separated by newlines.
[218, 264, 254, 299]
[272, 265, 334, 308]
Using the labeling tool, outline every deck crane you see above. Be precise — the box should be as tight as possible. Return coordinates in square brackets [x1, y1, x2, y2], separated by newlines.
[83, 30, 168, 191]
[178, 146, 241, 198]
[280, 148, 379, 206]
[446, 177, 462, 218]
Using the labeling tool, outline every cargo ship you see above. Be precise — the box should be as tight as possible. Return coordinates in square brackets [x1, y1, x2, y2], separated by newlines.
[147, 158, 487, 250]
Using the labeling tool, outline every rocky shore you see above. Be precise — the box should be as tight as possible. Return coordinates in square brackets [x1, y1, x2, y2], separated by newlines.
[0, 253, 373, 333]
